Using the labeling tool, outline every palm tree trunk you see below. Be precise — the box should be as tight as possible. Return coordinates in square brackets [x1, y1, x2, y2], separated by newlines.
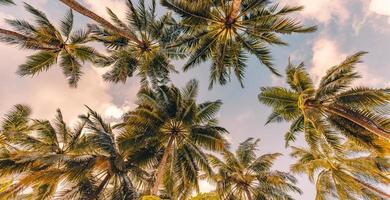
[321, 105, 390, 140]
[351, 176, 390, 199]
[0, 28, 58, 50]
[244, 187, 253, 200]
[227, 0, 242, 23]
[151, 136, 175, 195]
[58, 0, 142, 45]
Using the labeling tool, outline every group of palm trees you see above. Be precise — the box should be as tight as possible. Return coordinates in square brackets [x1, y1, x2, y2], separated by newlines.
[0, 0, 388, 199]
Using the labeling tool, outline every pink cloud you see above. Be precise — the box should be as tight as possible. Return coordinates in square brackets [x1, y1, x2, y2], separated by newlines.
[310, 38, 389, 88]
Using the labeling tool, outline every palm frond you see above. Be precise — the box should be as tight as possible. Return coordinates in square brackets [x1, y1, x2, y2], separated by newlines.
[17, 51, 58, 77]
[60, 9, 74, 38]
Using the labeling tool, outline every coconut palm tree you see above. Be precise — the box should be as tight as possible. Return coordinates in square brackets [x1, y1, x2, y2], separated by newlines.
[63, 107, 154, 200]
[208, 138, 302, 200]
[161, 0, 316, 88]
[0, 105, 91, 199]
[290, 143, 390, 200]
[258, 52, 390, 152]
[91, 0, 185, 86]
[0, 105, 153, 199]
[119, 79, 228, 197]
[0, 3, 99, 87]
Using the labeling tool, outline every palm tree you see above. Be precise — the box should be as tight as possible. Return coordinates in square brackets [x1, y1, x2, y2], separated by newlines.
[0, 105, 90, 199]
[161, 0, 316, 88]
[0, 3, 99, 87]
[258, 52, 390, 152]
[290, 143, 390, 200]
[0, 105, 152, 199]
[64, 107, 153, 199]
[119, 79, 228, 197]
[91, 0, 185, 86]
[208, 138, 302, 200]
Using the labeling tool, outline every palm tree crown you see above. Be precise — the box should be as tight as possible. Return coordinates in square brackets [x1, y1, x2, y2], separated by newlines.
[290, 142, 390, 200]
[0, 3, 98, 87]
[120, 79, 229, 198]
[91, 0, 185, 86]
[162, 0, 316, 88]
[0, 105, 154, 199]
[259, 52, 390, 153]
[208, 138, 302, 200]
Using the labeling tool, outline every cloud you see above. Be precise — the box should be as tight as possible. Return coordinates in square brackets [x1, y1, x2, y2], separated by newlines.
[310, 37, 389, 88]
[0, 43, 138, 123]
[198, 180, 215, 193]
[310, 38, 346, 85]
[354, 64, 390, 87]
[369, 0, 390, 16]
[192, 180, 216, 197]
[0, 1, 142, 124]
[282, 0, 350, 24]
[104, 104, 125, 119]
[369, 0, 390, 23]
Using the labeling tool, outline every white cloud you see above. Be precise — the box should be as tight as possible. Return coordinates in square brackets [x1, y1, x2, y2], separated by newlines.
[282, 0, 350, 24]
[369, 0, 390, 24]
[104, 104, 125, 119]
[0, 43, 138, 123]
[198, 180, 215, 193]
[310, 38, 346, 85]
[354, 64, 390, 87]
[310, 37, 389, 88]
[369, 0, 390, 16]
[0, 1, 141, 124]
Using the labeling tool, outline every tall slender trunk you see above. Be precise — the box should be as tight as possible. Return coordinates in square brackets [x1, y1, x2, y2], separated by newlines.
[321, 105, 390, 140]
[227, 0, 242, 23]
[351, 176, 390, 199]
[0, 28, 58, 50]
[151, 136, 175, 195]
[244, 187, 253, 200]
[58, 0, 142, 45]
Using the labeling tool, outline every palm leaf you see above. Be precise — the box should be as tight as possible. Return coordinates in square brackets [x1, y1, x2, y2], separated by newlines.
[17, 51, 58, 76]
[60, 9, 74, 38]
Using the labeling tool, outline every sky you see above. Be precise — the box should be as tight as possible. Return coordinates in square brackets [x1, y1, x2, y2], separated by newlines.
[1, 0, 390, 199]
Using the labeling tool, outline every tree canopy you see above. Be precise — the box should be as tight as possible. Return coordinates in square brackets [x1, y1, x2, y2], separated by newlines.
[0, 0, 388, 200]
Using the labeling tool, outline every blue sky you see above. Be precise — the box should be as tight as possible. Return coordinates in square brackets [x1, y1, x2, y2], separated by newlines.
[1, 0, 390, 199]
